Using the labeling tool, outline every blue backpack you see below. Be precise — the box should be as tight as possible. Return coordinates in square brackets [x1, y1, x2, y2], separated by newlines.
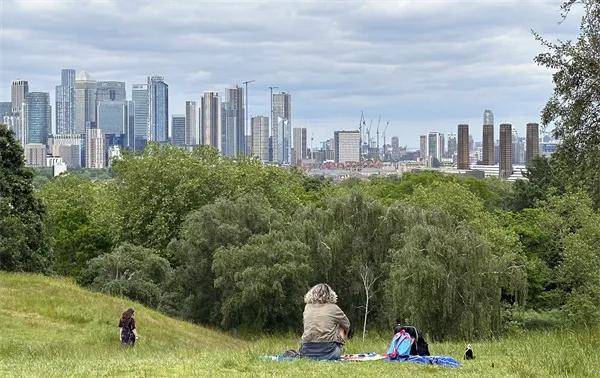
[385, 329, 414, 360]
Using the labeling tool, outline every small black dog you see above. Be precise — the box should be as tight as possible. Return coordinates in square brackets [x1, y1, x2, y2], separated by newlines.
[464, 344, 474, 360]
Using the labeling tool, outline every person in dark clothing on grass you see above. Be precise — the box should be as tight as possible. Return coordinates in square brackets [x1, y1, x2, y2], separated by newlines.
[118, 308, 138, 347]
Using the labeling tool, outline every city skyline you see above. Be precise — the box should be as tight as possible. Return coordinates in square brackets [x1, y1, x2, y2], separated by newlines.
[0, 1, 582, 147]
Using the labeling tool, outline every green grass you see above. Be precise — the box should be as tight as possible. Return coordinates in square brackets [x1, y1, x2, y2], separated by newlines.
[1, 273, 599, 377]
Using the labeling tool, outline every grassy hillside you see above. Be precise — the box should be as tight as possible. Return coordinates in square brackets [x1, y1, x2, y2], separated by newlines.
[1, 273, 599, 377]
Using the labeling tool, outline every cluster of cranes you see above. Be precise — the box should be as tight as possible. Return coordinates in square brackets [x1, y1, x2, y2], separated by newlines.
[359, 111, 390, 162]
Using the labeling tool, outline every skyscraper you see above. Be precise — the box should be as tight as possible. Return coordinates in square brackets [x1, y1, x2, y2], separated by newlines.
[427, 132, 443, 161]
[482, 109, 494, 165]
[293, 127, 307, 166]
[251, 115, 269, 161]
[97, 101, 126, 135]
[74, 71, 97, 133]
[272, 92, 291, 163]
[334, 130, 360, 163]
[171, 115, 185, 146]
[96, 81, 126, 102]
[131, 84, 149, 151]
[3, 113, 25, 146]
[147, 76, 168, 142]
[446, 133, 457, 158]
[419, 135, 428, 160]
[125, 100, 135, 148]
[55, 69, 76, 134]
[201, 92, 221, 149]
[0, 102, 11, 117]
[526, 123, 540, 164]
[23, 92, 51, 145]
[499, 123, 513, 179]
[221, 86, 245, 157]
[11, 79, 28, 113]
[457, 124, 469, 170]
[86, 127, 105, 168]
[185, 101, 197, 145]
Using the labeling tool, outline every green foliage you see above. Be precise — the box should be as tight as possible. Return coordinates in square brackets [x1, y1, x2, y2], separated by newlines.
[0, 124, 51, 272]
[83, 243, 172, 307]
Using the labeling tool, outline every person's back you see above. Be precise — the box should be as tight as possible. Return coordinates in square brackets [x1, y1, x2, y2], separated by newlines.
[118, 308, 138, 347]
[299, 284, 350, 360]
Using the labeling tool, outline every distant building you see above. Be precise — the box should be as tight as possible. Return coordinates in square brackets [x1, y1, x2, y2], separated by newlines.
[48, 134, 83, 168]
[86, 127, 105, 168]
[97, 101, 126, 135]
[251, 115, 269, 162]
[482, 124, 494, 165]
[457, 124, 469, 169]
[446, 133, 457, 158]
[24, 143, 46, 167]
[201, 92, 221, 149]
[512, 129, 525, 165]
[334, 130, 360, 163]
[147, 76, 168, 142]
[419, 135, 427, 160]
[272, 92, 291, 164]
[391, 136, 399, 149]
[55, 69, 76, 134]
[427, 132, 444, 161]
[125, 100, 135, 149]
[499, 123, 513, 179]
[23, 92, 51, 145]
[526, 123, 540, 163]
[3, 113, 24, 146]
[483, 109, 494, 127]
[0, 102, 11, 117]
[185, 101, 197, 145]
[11, 79, 28, 113]
[171, 115, 185, 146]
[221, 86, 245, 157]
[74, 71, 97, 133]
[131, 84, 149, 151]
[96, 81, 126, 102]
[293, 127, 307, 166]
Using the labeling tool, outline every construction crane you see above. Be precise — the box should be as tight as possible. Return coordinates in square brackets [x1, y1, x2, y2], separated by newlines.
[376, 116, 381, 160]
[359, 111, 365, 161]
[382, 121, 390, 161]
[366, 120, 373, 151]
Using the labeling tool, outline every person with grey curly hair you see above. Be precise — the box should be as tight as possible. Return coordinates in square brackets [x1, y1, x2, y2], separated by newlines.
[299, 284, 350, 360]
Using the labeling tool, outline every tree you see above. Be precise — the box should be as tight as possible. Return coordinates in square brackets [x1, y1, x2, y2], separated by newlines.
[0, 124, 51, 272]
[535, 0, 600, 207]
[359, 263, 380, 340]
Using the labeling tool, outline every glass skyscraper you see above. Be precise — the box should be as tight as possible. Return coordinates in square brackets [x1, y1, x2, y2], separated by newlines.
[24, 92, 51, 145]
[148, 76, 168, 142]
[96, 81, 126, 102]
[55, 69, 75, 135]
[132, 84, 149, 151]
[271, 92, 291, 163]
[97, 101, 127, 136]
[171, 115, 185, 146]
[221, 86, 245, 157]
[74, 71, 97, 133]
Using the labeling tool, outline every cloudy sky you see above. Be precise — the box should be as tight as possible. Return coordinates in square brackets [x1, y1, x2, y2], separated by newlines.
[0, 0, 582, 147]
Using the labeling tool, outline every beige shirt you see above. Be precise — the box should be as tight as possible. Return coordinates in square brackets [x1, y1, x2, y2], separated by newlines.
[301, 303, 350, 344]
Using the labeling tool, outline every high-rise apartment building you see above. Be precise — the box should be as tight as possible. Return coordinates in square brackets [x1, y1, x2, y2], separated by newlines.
[447, 133, 457, 158]
[131, 84, 149, 151]
[427, 132, 444, 161]
[419, 135, 428, 160]
[96, 81, 126, 102]
[334, 130, 360, 163]
[221, 86, 245, 157]
[147, 76, 168, 142]
[11, 79, 28, 113]
[251, 116, 269, 162]
[185, 101, 197, 145]
[526, 123, 540, 164]
[23, 92, 51, 145]
[457, 124, 469, 169]
[86, 127, 105, 168]
[74, 71, 97, 133]
[55, 69, 76, 134]
[482, 109, 494, 165]
[201, 92, 221, 149]
[272, 92, 291, 163]
[171, 115, 185, 146]
[499, 123, 513, 179]
[293, 127, 307, 166]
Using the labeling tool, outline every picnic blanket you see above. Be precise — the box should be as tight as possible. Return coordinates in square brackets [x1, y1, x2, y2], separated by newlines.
[388, 355, 461, 368]
[260, 352, 460, 367]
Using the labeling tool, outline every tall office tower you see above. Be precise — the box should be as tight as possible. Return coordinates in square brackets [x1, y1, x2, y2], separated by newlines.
[271, 92, 291, 163]
[131, 84, 149, 151]
[201, 92, 221, 149]
[86, 127, 105, 168]
[293, 127, 307, 166]
[419, 135, 428, 159]
[74, 71, 97, 133]
[97, 101, 127, 136]
[96, 81, 126, 102]
[0, 102, 11, 117]
[483, 109, 494, 126]
[147, 76, 168, 142]
[251, 116, 270, 161]
[3, 113, 25, 145]
[334, 130, 360, 163]
[447, 133, 457, 158]
[24, 143, 46, 167]
[221, 86, 245, 157]
[11, 79, 29, 113]
[427, 132, 444, 161]
[457, 124, 469, 169]
[185, 101, 197, 145]
[23, 92, 51, 145]
[171, 115, 185, 146]
[499, 123, 513, 179]
[526, 123, 540, 164]
[125, 100, 135, 148]
[55, 69, 76, 135]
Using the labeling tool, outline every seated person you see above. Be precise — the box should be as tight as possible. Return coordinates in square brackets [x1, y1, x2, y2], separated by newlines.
[299, 284, 350, 360]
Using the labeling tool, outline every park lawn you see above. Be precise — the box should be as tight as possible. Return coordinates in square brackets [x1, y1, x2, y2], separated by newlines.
[0, 273, 599, 377]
